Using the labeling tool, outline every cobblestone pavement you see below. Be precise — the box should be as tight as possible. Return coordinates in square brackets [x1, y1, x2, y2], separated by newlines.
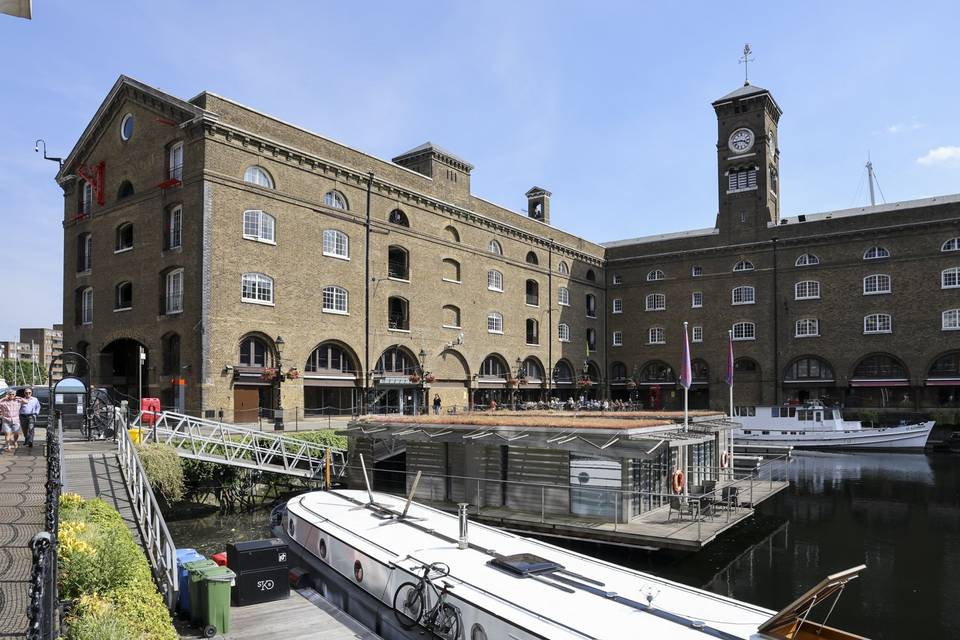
[0, 444, 46, 638]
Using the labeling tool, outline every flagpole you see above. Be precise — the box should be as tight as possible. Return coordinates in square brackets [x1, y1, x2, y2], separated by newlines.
[728, 329, 734, 420]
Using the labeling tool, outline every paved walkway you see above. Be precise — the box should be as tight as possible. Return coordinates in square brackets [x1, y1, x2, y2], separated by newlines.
[0, 442, 46, 638]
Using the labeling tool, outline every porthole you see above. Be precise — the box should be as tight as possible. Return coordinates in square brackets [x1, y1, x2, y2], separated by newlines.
[120, 113, 134, 141]
[471, 623, 487, 640]
[287, 517, 295, 537]
[318, 539, 327, 560]
[353, 559, 364, 582]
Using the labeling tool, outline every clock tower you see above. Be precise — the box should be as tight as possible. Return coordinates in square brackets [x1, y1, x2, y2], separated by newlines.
[712, 83, 782, 241]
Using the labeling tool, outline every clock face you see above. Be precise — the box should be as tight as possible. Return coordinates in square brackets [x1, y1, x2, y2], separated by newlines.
[728, 128, 754, 154]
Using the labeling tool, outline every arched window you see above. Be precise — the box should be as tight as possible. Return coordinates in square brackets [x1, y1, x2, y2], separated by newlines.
[784, 357, 834, 381]
[942, 267, 960, 289]
[115, 222, 134, 252]
[863, 274, 891, 295]
[732, 321, 756, 341]
[863, 313, 892, 334]
[794, 281, 820, 300]
[586, 328, 596, 351]
[727, 165, 758, 191]
[526, 319, 539, 345]
[943, 238, 960, 252]
[487, 312, 503, 334]
[377, 347, 413, 374]
[853, 354, 906, 379]
[162, 268, 184, 314]
[487, 270, 503, 292]
[585, 293, 597, 317]
[863, 246, 890, 260]
[732, 286, 755, 305]
[243, 210, 275, 243]
[161, 333, 181, 375]
[520, 358, 543, 381]
[388, 209, 409, 226]
[321, 285, 348, 314]
[558, 323, 571, 342]
[558, 287, 570, 306]
[648, 327, 665, 344]
[480, 355, 507, 378]
[444, 226, 460, 243]
[388, 297, 409, 330]
[733, 260, 754, 272]
[525, 251, 539, 265]
[645, 293, 665, 311]
[117, 180, 134, 200]
[322, 229, 349, 259]
[239, 336, 270, 367]
[929, 351, 960, 377]
[795, 318, 820, 337]
[77, 233, 92, 272]
[646, 269, 665, 281]
[305, 343, 355, 374]
[795, 253, 820, 267]
[441, 258, 461, 283]
[244, 165, 274, 189]
[442, 305, 461, 328]
[114, 281, 132, 311]
[165, 205, 183, 250]
[241, 272, 274, 305]
[610, 362, 628, 382]
[640, 361, 674, 383]
[558, 261, 569, 275]
[388, 245, 409, 280]
[79, 180, 93, 215]
[735, 358, 759, 373]
[525, 280, 539, 306]
[168, 141, 183, 181]
[586, 269, 596, 282]
[944, 309, 960, 331]
[553, 361, 573, 382]
[323, 190, 348, 210]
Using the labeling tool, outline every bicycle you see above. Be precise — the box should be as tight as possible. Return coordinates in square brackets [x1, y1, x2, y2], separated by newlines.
[393, 561, 461, 639]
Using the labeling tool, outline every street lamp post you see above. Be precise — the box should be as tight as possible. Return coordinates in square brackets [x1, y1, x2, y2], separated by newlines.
[274, 335, 285, 430]
[514, 357, 527, 410]
[417, 349, 428, 415]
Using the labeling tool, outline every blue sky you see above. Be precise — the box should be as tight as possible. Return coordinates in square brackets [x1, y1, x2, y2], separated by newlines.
[2, 1, 959, 339]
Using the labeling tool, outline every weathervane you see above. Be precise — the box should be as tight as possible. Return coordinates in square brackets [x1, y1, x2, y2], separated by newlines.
[738, 44, 754, 86]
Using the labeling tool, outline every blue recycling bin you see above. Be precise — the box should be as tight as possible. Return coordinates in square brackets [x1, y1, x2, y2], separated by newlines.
[176, 548, 205, 617]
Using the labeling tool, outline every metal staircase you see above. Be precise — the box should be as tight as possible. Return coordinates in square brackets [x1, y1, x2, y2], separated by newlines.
[130, 411, 348, 481]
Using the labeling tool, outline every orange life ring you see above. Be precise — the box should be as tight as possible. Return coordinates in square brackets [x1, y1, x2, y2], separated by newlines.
[720, 450, 730, 469]
[671, 469, 685, 494]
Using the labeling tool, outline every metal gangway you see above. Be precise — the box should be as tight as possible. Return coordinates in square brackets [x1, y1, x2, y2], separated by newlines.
[130, 411, 349, 482]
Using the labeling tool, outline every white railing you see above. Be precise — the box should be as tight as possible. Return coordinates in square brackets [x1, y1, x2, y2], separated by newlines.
[116, 422, 178, 609]
[131, 411, 348, 481]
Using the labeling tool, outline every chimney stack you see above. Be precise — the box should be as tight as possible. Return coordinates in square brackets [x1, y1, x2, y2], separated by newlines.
[457, 503, 469, 550]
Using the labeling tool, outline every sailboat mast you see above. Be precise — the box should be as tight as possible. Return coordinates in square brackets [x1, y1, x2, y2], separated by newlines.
[866, 160, 876, 206]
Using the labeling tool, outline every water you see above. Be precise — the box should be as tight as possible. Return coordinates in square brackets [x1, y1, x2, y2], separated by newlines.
[166, 451, 960, 639]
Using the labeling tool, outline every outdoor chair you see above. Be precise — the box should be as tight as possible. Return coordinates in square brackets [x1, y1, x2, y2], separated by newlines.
[668, 496, 698, 521]
[721, 486, 740, 511]
[701, 480, 718, 515]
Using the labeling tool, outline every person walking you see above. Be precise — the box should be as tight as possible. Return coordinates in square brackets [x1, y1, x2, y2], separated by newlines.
[0, 389, 23, 453]
[19, 387, 40, 447]
[432, 394, 442, 415]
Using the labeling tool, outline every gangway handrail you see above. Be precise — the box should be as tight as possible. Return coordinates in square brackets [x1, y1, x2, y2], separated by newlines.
[116, 419, 178, 609]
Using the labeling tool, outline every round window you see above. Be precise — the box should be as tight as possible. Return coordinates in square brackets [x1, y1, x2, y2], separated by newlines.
[318, 539, 327, 560]
[287, 516, 295, 537]
[353, 560, 364, 582]
[471, 623, 487, 640]
[120, 113, 134, 141]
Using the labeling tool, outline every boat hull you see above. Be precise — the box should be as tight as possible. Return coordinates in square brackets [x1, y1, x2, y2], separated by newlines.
[734, 422, 933, 450]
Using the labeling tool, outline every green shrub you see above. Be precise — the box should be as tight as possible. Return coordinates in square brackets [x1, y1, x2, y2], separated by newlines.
[287, 429, 348, 450]
[136, 443, 185, 505]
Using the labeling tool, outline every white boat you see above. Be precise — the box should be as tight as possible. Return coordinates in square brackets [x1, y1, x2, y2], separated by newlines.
[732, 401, 933, 450]
[272, 485, 868, 640]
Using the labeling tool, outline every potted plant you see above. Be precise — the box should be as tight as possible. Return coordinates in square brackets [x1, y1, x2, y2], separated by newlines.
[261, 367, 277, 381]
[286, 367, 301, 380]
[409, 373, 421, 384]
[424, 373, 435, 384]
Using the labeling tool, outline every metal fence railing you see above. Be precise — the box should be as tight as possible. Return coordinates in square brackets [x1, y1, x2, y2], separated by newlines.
[27, 411, 63, 640]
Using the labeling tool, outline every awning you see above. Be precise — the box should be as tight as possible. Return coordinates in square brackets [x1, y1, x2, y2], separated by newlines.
[377, 376, 416, 386]
[926, 378, 960, 387]
[783, 379, 835, 385]
[849, 379, 909, 388]
[303, 375, 357, 388]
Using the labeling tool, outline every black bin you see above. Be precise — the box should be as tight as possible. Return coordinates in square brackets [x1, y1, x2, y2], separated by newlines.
[227, 538, 290, 606]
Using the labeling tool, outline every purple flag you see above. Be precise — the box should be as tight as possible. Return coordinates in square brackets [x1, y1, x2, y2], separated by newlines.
[680, 323, 692, 390]
[725, 330, 735, 385]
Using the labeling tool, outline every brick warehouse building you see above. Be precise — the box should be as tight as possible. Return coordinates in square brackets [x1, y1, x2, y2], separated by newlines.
[57, 76, 960, 420]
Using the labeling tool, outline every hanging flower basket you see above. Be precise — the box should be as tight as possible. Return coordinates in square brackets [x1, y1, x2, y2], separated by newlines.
[409, 374, 421, 384]
[286, 368, 301, 380]
[505, 378, 519, 388]
[576, 377, 594, 390]
[261, 368, 278, 381]
[424, 373, 435, 384]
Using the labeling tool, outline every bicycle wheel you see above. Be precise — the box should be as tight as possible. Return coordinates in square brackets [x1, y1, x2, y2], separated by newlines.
[433, 603, 461, 640]
[393, 582, 425, 629]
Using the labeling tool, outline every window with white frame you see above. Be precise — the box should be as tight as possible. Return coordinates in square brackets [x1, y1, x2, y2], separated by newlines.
[646, 293, 666, 311]
[558, 261, 569, 275]
[732, 286, 756, 305]
[612, 331, 623, 347]
[77, 233, 92, 272]
[691, 291, 703, 308]
[943, 238, 960, 252]
[942, 267, 960, 289]
[864, 313, 892, 334]
[165, 269, 184, 314]
[488, 240, 502, 255]
[863, 246, 890, 260]
[612, 274, 623, 285]
[794, 280, 820, 300]
[168, 142, 183, 181]
[727, 166, 758, 191]
[322, 229, 349, 259]
[241, 273, 274, 305]
[558, 286, 570, 306]
[647, 269, 665, 281]
[733, 259, 755, 272]
[323, 190, 348, 210]
[863, 274, 891, 295]
[244, 165, 274, 189]
[487, 269, 503, 292]
[321, 286, 348, 314]
[795, 253, 820, 267]
[795, 318, 819, 337]
[487, 312, 503, 334]
[167, 205, 182, 249]
[81, 181, 93, 215]
[612, 298, 623, 314]
[558, 322, 570, 342]
[691, 265, 703, 277]
[243, 210, 276, 244]
[114, 281, 132, 311]
[692, 326, 703, 342]
[732, 321, 756, 341]
[648, 327, 665, 344]
[81, 287, 93, 325]
[943, 309, 960, 330]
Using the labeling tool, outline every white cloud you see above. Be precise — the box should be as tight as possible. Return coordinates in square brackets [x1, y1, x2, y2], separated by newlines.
[873, 119, 922, 135]
[917, 146, 960, 166]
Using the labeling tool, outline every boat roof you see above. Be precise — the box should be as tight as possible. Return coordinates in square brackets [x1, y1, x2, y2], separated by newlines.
[288, 489, 775, 639]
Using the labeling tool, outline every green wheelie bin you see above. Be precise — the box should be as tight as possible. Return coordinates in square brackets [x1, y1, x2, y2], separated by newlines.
[185, 559, 218, 626]
[199, 565, 236, 638]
